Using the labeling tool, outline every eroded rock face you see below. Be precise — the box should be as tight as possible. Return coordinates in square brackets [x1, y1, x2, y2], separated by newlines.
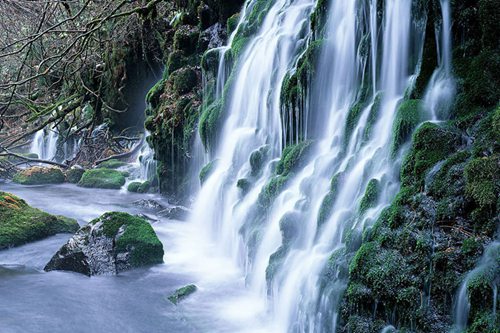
[44, 212, 164, 276]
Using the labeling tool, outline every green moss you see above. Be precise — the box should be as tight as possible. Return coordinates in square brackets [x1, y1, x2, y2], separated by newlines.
[199, 99, 223, 150]
[466, 311, 500, 333]
[13, 167, 65, 185]
[344, 102, 364, 146]
[173, 25, 200, 55]
[171, 67, 198, 95]
[249, 146, 269, 176]
[363, 93, 383, 142]
[91, 212, 163, 266]
[391, 99, 423, 157]
[199, 159, 218, 185]
[0, 192, 79, 249]
[401, 122, 459, 188]
[237, 178, 251, 194]
[275, 141, 313, 176]
[464, 157, 499, 207]
[359, 179, 380, 215]
[98, 159, 127, 169]
[168, 284, 197, 304]
[227, 13, 240, 35]
[78, 168, 126, 189]
[317, 172, 343, 227]
[127, 181, 151, 193]
[65, 168, 85, 184]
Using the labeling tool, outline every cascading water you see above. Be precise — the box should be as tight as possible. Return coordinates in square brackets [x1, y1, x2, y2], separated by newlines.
[188, 0, 454, 332]
[30, 129, 58, 161]
[452, 240, 499, 332]
[423, 0, 455, 120]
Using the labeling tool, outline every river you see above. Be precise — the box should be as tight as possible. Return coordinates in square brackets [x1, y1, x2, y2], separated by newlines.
[0, 182, 270, 333]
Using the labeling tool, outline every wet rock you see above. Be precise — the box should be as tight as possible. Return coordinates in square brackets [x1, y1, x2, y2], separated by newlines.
[0, 192, 79, 249]
[12, 166, 65, 185]
[78, 168, 126, 189]
[44, 212, 164, 276]
[168, 284, 197, 304]
[132, 199, 165, 210]
[158, 206, 190, 221]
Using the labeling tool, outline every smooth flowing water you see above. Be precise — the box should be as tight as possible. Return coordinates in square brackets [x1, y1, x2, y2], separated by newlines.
[190, 0, 428, 332]
[0, 182, 270, 333]
[452, 240, 500, 332]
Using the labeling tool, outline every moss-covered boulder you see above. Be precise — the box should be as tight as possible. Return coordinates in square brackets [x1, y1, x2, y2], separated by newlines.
[97, 159, 127, 169]
[12, 166, 65, 185]
[0, 192, 79, 250]
[78, 168, 126, 189]
[65, 167, 85, 184]
[168, 284, 197, 304]
[127, 181, 151, 193]
[44, 212, 164, 276]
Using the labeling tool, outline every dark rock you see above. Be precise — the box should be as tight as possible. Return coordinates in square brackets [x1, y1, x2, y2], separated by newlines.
[44, 212, 164, 276]
[132, 199, 165, 211]
[158, 206, 190, 221]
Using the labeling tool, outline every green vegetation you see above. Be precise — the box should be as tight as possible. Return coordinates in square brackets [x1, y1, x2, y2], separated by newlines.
[65, 168, 85, 183]
[168, 284, 197, 304]
[13, 167, 65, 185]
[359, 179, 380, 215]
[464, 157, 499, 208]
[0, 192, 78, 249]
[91, 212, 164, 267]
[78, 168, 126, 189]
[391, 99, 423, 156]
[97, 159, 127, 169]
[199, 159, 218, 185]
[127, 181, 151, 193]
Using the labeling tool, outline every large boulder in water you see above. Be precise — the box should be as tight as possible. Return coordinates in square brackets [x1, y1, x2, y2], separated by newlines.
[78, 168, 126, 189]
[12, 166, 65, 185]
[0, 192, 79, 249]
[44, 212, 164, 276]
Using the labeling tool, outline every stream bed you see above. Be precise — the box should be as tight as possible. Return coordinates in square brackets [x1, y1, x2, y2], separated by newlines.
[0, 182, 269, 333]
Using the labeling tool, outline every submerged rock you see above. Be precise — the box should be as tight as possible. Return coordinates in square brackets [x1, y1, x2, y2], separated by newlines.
[132, 199, 165, 210]
[0, 192, 79, 249]
[158, 206, 190, 221]
[168, 284, 197, 304]
[44, 212, 164, 276]
[12, 166, 65, 185]
[78, 168, 126, 189]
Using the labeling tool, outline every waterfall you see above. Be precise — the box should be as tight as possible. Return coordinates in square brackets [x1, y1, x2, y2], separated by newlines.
[30, 129, 59, 161]
[452, 240, 500, 332]
[423, 0, 455, 120]
[188, 0, 441, 331]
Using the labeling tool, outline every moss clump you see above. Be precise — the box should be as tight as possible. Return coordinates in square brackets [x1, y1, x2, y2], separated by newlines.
[199, 99, 223, 150]
[259, 141, 313, 208]
[249, 146, 269, 176]
[78, 168, 126, 189]
[466, 311, 499, 333]
[359, 179, 380, 215]
[391, 99, 423, 157]
[401, 122, 459, 188]
[317, 172, 343, 227]
[0, 192, 79, 249]
[65, 168, 85, 183]
[173, 25, 200, 55]
[464, 157, 499, 208]
[97, 159, 127, 169]
[168, 284, 197, 304]
[91, 212, 163, 267]
[127, 181, 151, 193]
[13, 166, 65, 185]
[237, 178, 251, 194]
[227, 13, 240, 35]
[171, 67, 198, 95]
[199, 159, 218, 185]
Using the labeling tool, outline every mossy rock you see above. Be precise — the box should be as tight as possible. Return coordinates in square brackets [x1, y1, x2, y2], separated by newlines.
[0, 192, 79, 249]
[227, 13, 240, 35]
[168, 284, 197, 304]
[171, 67, 198, 95]
[391, 99, 423, 156]
[359, 179, 380, 215]
[78, 168, 126, 189]
[45, 212, 164, 275]
[199, 159, 218, 185]
[173, 25, 200, 55]
[65, 168, 85, 184]
[127, 181, 151, 193]
[464, 156, 499, 208]
[12, 166, 65, 185]
[97, 159, 127, 169]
